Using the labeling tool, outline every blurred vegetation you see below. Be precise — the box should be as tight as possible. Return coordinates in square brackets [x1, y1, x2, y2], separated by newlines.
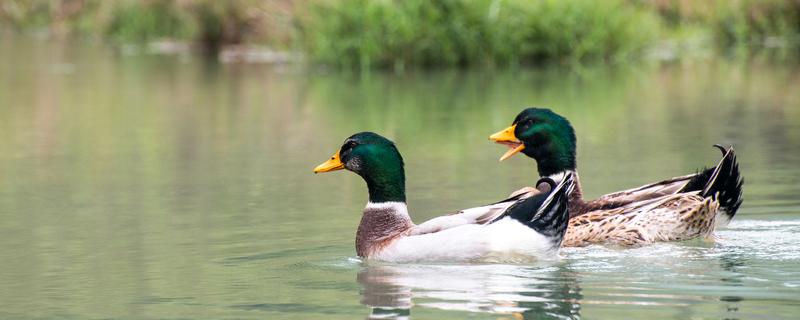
[652, 0, 800, 47]
[299, 0, 659, 68]
[106, 1, 194, 43]
[0, 0, 799, 67]
[0, 0, 296, 49]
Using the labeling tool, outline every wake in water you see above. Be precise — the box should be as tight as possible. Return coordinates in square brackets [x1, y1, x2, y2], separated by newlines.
[302, 218, 800, 319]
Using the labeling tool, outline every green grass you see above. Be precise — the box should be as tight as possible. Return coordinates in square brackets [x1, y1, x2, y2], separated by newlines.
[298, 0, 660, 69]
[712, 0, 800, 47]
[654, 0, 800, 47]
[106, 1, 194, 43]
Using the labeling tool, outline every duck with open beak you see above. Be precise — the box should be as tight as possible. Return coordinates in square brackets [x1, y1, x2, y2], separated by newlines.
[489, 124, 525, 161]
[486, 107, 745, 247]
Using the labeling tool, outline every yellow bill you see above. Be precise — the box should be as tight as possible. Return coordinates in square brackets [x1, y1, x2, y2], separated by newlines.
[489, 124, 525, 161]
[313, 150, 345, 173]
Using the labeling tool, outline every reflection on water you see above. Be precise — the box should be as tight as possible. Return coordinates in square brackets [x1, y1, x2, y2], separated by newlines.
[358, 266, 412, 319]
[0, 35, 799, 319]
[353, 218, 800, 319]
[358, 263, 581, 319]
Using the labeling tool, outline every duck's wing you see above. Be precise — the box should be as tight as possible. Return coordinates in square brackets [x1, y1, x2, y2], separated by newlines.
[586, 145, 743, 220]
[408, 187, 541, 236]
[407, 200, 517, 236]
[499, 174, 575, 248]
[589, 173, 698, 206]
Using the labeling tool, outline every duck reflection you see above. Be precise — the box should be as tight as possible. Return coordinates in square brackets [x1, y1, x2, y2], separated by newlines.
[358, 263, 582, 319]
[717, 252, 747, 318]
[358, 266, 413, 320]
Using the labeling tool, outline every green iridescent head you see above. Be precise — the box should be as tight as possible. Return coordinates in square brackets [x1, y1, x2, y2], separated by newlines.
[314, 132, 406, 203]
[490, 108, 577, 176]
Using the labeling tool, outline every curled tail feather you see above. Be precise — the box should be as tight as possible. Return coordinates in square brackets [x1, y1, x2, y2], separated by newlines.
[681, 145, 744, 225]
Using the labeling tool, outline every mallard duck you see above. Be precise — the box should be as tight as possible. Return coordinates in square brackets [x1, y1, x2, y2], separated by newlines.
[313, 132, 575, 262]
[488, 108, 744, 247]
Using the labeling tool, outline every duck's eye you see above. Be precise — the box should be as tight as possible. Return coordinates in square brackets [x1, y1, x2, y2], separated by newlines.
[341, 141, 358, 157]
[520, 118, 535, 128]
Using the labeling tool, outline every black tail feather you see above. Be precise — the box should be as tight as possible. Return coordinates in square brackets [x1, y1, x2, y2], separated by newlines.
[496, 173, 574, 249]
[715, 147, 744, 222]
[680, 145, 744, 222]
[681, 166, 714, 194]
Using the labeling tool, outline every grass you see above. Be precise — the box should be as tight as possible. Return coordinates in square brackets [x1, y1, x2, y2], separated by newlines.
[653, 0, 800, 47]
[298, 0, 660, 69]
[106, 1, 194, 43]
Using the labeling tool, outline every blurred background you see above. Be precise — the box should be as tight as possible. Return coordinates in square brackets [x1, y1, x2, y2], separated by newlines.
[1, 0, 799, 67]
[1, 1, 799, 319]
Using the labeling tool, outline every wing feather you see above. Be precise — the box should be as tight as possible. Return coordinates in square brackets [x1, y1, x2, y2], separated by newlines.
[590, 173, 697, 206]
[408, 187, 540, 236]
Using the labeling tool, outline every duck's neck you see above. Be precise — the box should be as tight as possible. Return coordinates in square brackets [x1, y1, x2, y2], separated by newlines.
[362, 167, 406, 203]
[356, 202, 414, 257]
[532, 143, 576, 177]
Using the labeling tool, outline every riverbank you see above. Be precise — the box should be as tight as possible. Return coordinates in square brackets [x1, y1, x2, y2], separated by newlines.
[2, 0, 798, 68]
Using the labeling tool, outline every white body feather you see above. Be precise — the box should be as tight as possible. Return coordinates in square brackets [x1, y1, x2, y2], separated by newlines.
[366, 201, 558, 263]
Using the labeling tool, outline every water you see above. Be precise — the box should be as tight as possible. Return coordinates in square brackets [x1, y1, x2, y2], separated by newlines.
[1, 35, 799, 319]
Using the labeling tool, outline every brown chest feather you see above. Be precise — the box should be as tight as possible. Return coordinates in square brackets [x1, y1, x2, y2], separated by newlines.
[356, 207, 413, 257]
